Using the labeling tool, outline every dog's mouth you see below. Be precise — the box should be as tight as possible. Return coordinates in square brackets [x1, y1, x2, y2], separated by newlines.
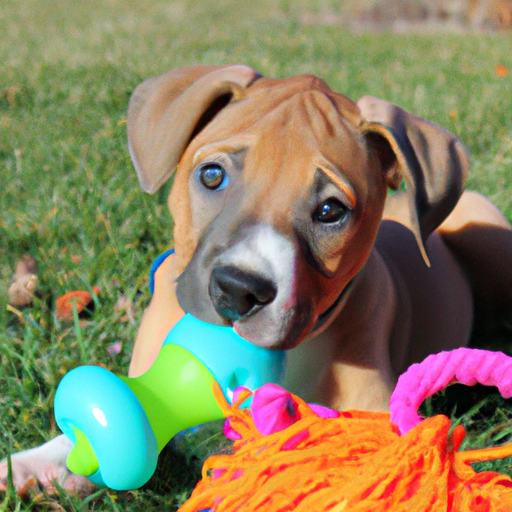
[220, 282, 353, 350]
[242, 277, 355, 347]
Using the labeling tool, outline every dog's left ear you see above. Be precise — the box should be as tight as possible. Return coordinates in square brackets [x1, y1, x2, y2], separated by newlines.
[357, 96, 470, 266]
[127, 65, 260, 194]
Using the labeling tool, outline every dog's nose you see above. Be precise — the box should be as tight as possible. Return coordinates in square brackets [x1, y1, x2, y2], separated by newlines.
[209, 266, 277, 322]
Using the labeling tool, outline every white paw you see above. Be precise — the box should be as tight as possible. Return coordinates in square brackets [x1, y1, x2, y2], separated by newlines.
[0, 435, 96, 497]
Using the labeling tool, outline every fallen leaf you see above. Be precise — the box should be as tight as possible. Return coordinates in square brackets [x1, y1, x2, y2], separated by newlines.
[56, 286, 100, 321]
[496, 64, 508, 77]
[8, 254, 38, 307]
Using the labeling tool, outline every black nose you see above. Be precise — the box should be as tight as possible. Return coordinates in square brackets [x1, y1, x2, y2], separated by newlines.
[209, 266, 277, 322]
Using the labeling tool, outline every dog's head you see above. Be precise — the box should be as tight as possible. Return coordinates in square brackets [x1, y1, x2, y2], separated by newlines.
[128, 65, 469, 349]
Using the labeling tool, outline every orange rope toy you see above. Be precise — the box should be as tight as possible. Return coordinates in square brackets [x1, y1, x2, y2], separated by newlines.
[179, 349, 512, 512]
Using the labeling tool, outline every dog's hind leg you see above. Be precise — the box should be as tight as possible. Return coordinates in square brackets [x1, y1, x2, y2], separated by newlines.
[438, 191, 512, 345]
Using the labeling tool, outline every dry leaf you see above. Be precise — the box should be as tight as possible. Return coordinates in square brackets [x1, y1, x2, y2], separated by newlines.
[8, 254, 38, 307]
[56, 286, 100, 321]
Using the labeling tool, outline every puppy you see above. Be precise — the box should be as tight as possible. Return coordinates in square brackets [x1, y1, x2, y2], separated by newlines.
[2, 65, 512, 495]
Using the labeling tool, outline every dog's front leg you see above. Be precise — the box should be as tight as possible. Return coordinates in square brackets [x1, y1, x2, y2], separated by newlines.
[0, 435, 96, 497]
[129, 251, 184, 377]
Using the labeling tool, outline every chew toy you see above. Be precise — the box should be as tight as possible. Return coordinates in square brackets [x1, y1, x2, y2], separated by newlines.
[53, 313, 285, 490]
[180, 348, 512, 511]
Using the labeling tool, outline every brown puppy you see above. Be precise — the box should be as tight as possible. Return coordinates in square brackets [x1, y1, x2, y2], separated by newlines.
[2, 65, 512, 495]
[127, 65, 511, 410]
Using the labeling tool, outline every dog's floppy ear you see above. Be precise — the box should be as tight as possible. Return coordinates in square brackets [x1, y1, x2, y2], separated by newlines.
[357, 96, 470, 266]
[127, 65, 260, 194]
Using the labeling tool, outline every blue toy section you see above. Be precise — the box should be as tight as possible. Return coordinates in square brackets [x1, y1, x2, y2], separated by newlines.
[164, 314, 286, 401]
[54, 366, 158, 489]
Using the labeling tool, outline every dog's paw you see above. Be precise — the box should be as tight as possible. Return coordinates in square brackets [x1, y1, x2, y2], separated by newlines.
[0, 458, 96, 497]
[0, 435, 96, 497]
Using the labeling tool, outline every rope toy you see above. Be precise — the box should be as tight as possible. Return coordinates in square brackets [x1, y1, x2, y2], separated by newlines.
[179, 348, 512, 511]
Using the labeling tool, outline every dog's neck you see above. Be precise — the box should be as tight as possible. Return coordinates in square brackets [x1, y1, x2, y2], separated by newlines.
[308, 277, 356, 339]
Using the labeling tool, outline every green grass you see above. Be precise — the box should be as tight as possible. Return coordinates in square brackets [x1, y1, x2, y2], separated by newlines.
[1, 0, 512, 509]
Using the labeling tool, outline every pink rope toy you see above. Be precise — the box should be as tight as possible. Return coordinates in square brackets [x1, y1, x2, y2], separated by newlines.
[390, 347, 512, 435]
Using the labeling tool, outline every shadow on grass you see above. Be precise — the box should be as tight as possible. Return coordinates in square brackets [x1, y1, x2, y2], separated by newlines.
[135, 421, 232, 510]
[421, 383, 512, 477]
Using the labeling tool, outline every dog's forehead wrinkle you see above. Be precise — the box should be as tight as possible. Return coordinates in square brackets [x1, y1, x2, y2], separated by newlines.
[234, 89, 344, 139]
[244, 94, 364, 180]
[282, 90, 355, 132]
[301, 91, 341, 139]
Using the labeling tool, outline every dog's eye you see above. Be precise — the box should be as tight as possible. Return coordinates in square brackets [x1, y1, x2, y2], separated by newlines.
[313, 198, 350, 224]
[198, 164, 230, 190]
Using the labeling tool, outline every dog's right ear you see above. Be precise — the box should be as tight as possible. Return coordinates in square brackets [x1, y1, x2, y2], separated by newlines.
[127, 65, 260, 194]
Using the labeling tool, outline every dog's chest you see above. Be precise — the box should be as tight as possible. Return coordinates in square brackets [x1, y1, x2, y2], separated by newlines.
[282, 332, 337, 402]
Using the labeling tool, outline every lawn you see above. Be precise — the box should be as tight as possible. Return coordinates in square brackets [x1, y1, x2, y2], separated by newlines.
[1, 0, 512, 510]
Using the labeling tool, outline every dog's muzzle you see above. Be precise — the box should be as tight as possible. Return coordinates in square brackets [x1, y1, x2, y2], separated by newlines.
[209, 265, 278, 322]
